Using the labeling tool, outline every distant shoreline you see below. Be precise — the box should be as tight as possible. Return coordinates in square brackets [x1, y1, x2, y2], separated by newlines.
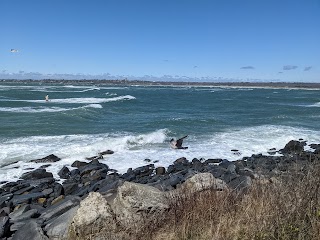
[1, 79, 320, 89]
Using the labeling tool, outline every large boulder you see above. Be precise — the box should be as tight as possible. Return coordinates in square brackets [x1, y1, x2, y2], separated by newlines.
[281, 140, 306, 154]
[111, 181, 169, 225]
[178, 173, 227, 193]
[12, 220, 48, 240]
[45, 206, 79, 240]
[69, 192, 115, 238]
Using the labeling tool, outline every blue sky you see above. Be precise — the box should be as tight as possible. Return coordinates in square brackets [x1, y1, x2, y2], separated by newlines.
[1, 0, 319, 82]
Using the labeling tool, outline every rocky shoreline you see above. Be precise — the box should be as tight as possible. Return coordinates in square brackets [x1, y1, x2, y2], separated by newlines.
[0, 139, 319, 239]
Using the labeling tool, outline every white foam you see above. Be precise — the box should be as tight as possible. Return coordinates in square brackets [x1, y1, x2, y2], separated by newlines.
[84, 104, 103, 109]
[307, 102, 320, 107]
[0, 103, 103, 113]
[0, 106, 71, 113]
[3, 95, 136, 104]
[1, 125, 320, 182]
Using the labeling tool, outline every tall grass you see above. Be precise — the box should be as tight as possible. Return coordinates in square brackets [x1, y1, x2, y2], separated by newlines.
[80, 163, 320, 240]
[151, 163, 320, 240]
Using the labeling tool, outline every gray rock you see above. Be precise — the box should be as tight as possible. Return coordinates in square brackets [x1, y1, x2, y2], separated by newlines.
[0, 216, 9, 238]
[71, 160, 87, 168]
[21, 169, 53, 180]
[12, 185, 34, 195]
[10, 209, 38, 222]
[40, 196, 81, 222]
[12, 220, 48, 240]
[44, 206, 78, 240]
[228, 175, 252, 191]
[9, 205, 31, 221]
[11, 192, 45, 205]
[179, 173, 227, 193]
[57, 166, 70, 179]
[30, 154, 60, 163]
[155, 167, 166, 175]
[111, 182, 169, 226]
[17, 178, 55, 187]
[0, 207, 10, 217]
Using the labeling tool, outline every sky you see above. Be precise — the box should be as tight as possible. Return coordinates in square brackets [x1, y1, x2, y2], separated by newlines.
[0, 0, 319, 82]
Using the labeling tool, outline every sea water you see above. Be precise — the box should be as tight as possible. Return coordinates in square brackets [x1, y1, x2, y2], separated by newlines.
[1, 82, 320, 182]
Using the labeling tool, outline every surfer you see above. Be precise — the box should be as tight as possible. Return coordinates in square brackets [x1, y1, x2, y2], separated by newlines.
[45, 95, 49, 102]
[170, 135, 188, 149]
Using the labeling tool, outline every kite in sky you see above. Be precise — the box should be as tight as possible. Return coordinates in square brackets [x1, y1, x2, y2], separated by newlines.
[10, 49, 19, 53]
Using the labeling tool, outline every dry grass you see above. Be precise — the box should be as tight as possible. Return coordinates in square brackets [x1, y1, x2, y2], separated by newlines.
[82, 163, 320, 240]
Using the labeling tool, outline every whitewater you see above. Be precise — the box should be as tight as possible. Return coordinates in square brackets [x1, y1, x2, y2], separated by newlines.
[1, 82, 320, 182]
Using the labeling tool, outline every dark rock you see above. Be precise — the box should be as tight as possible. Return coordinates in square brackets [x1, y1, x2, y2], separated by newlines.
[191, 158, 203, 171]
[0, 207, 10, 217]
[219, 160, 233, 169]
[62, 183, 79, 196]
[41, 188, 53, 196]
[155, 167, 166, 175]
[85, 155, 103, 161]
[78, 163, 108, 176]
[10, 209, 39, 222]
[9, 204, 31, 221]
[9, 183, 30, 193]
[0, 194, 13, 207]
[223, 173, 238, 183]
[99, 150, 114, 155]
[228, 175, 252, 191]
[39, 195, 81, 222]
[174, 157, 188, 165]
[71, 160, 87, 168]
[0, 216, 10, 238]
[51, 183, 63, 199]
[39, 164, 51, 169]
[237, 168, 256, 179]
[169, 173, 184, 188]
[30, 154, 60, 163]
[204, 158, 223, 164]
[57, 166, 70, 179]
[144, 159, 151, 162]
[17, 178, 55, 187]
[281, 140, 306, 154]
[11, 219, 48, 240]
[12, 186, 34, 195]
[11, 192, 45, 205]
[20, 169, 53, 180]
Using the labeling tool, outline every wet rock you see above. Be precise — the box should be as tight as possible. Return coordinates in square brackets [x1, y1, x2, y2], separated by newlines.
[71, 160, 87, 168]
[20, 169, 53, 180]
[281, 140, 306, 154]
[204, 158, 223, 164]
[30, 154, 60, 163]
[57, 166, 70, 179]
[99, 150, 114, 155]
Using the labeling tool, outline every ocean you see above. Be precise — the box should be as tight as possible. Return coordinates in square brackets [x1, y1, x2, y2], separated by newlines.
[1, 82, 320, 182]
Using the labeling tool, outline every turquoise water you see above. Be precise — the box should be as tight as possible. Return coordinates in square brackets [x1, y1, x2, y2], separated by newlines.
[1, 82, 320, 181]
